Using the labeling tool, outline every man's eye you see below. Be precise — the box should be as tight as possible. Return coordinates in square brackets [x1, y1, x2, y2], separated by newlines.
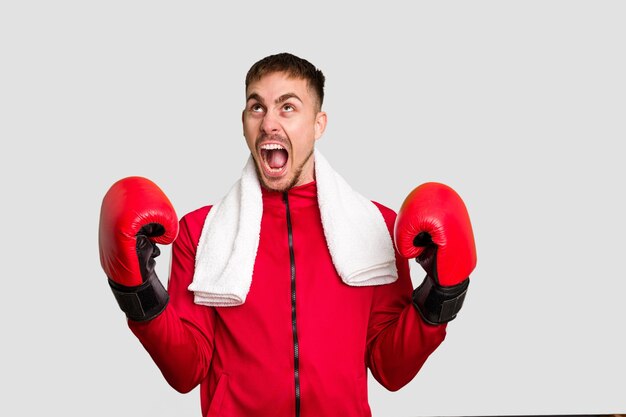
[283, 104, 294, 112]
[251, 104, 264, 112]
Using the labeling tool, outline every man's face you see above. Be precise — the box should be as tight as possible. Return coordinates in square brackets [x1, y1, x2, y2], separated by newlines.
[243, 71, 327, 192]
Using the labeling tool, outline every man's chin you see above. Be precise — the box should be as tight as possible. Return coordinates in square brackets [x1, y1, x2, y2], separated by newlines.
[259, 176, 295, 193]
[254, 164, 296, 193]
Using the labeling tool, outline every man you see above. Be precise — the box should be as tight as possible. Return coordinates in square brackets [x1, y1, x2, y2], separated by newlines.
[99, 52, 477, 417]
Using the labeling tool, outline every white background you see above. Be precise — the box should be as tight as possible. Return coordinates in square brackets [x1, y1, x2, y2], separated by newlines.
[1, 1, 624, 416]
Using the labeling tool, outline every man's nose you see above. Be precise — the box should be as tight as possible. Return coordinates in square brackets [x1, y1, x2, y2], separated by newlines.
[261, 111, 280, 134]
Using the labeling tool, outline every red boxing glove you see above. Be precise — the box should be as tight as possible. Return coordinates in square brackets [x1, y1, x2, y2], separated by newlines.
[98, 176, 179, 321]
[394, 182, 477, 324]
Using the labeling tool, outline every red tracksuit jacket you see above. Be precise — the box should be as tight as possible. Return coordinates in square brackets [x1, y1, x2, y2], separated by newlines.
[129, 181, 447, 417]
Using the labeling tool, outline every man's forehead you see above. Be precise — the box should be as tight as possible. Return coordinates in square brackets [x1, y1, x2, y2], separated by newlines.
[246, 71, 311, 96]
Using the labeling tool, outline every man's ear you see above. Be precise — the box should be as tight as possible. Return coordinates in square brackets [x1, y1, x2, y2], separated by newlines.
[314, 111, 327, 140]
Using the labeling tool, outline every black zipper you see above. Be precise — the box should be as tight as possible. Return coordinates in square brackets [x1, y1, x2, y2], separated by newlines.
[283, 192, 301, 417]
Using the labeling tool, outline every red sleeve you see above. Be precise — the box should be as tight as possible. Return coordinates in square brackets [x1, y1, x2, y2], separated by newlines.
[127, 207, 216, 393]
[366, 202, 448, 391]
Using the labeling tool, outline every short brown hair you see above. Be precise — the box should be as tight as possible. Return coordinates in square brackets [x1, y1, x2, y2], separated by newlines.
[245, 52, 326, 110]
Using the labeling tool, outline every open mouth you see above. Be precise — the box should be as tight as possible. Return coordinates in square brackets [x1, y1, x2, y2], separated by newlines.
[259, 143, 289, 176]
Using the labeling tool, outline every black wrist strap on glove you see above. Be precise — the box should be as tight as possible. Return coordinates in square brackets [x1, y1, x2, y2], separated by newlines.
[108, 272, 169, 322]
[413, 275, 469, 325]
[108, 232, 169, 322]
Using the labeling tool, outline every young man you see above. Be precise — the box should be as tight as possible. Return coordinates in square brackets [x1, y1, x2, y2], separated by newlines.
[99, 53, 476, 417]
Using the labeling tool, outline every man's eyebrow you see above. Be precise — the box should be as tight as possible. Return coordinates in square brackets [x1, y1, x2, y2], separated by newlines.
[246, 92, 264, 103]
[246, 92, 303, 105]
[276, 93, 302, 104]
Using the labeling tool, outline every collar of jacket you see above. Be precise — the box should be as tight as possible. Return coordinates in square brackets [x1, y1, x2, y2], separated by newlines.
[261, 181, 318, 209]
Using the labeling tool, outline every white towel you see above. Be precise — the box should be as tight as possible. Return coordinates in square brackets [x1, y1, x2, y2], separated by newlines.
[188, 149, 398, 306]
